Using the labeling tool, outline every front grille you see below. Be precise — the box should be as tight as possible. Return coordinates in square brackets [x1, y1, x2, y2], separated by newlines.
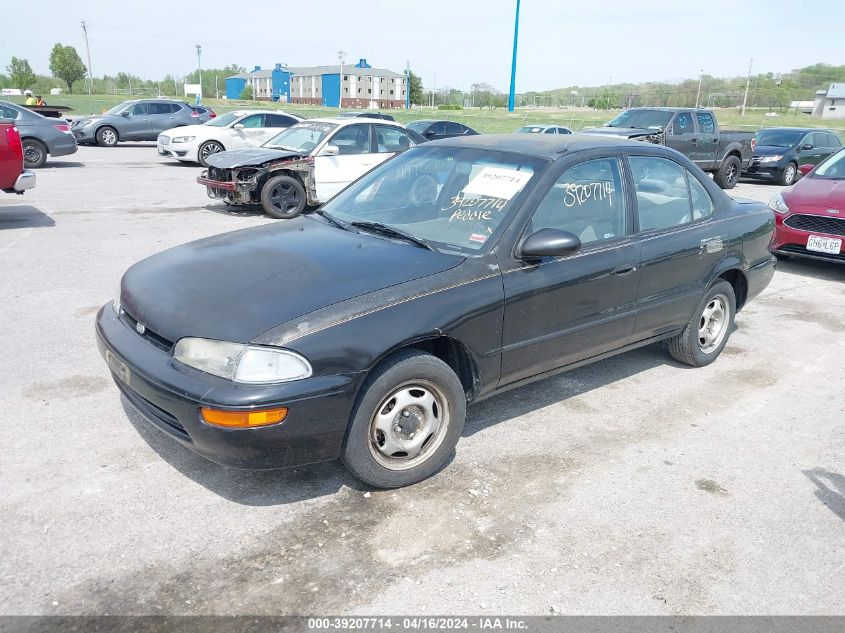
[116, 381, 189, 437]
[784, 213, 845, 237]
[121, 310, 174, 351]
[777, 244, 845, 263]
[207, 166, 232, 182]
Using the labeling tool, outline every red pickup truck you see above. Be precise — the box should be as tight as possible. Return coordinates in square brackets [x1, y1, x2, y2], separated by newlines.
[1, 120, 35, 194]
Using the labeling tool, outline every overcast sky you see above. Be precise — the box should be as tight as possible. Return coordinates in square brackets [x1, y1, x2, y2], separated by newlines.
[4, 0, 844, 92]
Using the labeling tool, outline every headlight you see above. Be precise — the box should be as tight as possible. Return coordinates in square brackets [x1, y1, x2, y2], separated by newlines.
[113, 279, 122, 314]
[759, 155, 782, 163]
[172, 136, 196, 143]
[173, 337, 312, 384]
[769, 192, 790, 215]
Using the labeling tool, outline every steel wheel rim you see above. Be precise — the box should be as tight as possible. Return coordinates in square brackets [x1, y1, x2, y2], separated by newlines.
[727, 162, 738, 184]
[783, 165, 795, 184]
[102, 129, 116, 145]
[269, 183, 299, 213]
[24, 144, 42, 165]
[698, 293, 729, 354]
[368, 379, 450, 471]
[201, 142, 222, 160]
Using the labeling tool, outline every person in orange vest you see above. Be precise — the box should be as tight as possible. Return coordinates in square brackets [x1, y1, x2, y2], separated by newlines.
[35, 95, 46, 106]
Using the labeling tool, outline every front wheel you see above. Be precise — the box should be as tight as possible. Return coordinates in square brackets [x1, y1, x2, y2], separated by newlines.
[22, 139, 48, 168]
[779, 162, 797, 186]
[197, 140, 224, 167]
[342, 350, 466, 489]
[713, 155, 741, 189]
[96, 126, 118, 147]
[667, 280, 736, 367]
[260, 175, 306, 219]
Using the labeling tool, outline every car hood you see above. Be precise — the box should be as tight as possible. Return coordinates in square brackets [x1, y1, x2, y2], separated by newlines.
[205, 147, 306, 168]
[120, 217, 463, 345]
[785, 177, 845, 212]
[753, 144, 793, 157]
[581, 127, 661, 138]
[160, 124, 208, 137]
[72, 114, 119, 125]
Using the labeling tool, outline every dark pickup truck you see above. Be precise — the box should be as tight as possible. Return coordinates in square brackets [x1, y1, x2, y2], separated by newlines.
[583, 108, 755, 189]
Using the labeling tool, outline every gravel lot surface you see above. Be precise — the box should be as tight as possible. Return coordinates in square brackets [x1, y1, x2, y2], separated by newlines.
[1, 145, 843, 615]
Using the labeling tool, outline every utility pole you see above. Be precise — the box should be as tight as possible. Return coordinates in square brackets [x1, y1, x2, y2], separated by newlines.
[507, 0, 521, 112]
[195, 44, 202, 102]
[695, 69, 703, 108]
[215, 75, 219, 99]
[741, 57, 753, 117]
[80, 20, 94, 107]
[405, 60, 410, 110]
[337, 50, 345, 110]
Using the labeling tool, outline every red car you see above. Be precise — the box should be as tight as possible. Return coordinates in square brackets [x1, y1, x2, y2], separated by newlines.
[770, 147, 845, 263]
[0, 120, 35, 194]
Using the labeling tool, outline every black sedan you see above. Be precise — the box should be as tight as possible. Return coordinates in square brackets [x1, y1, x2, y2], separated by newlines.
[745, 127, 842, 186]
[407, 119, 479, 141]
[97, 135, 776, 488]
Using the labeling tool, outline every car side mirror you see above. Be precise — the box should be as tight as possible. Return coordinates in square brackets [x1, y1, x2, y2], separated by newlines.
[233, 123, 245, 129]
[518, 228, 582, 260]
[798, 163, 815, 176]
[801, 143, 813, 150]
[121, 111, 130, 117]
[425, 130, 436, 138]
[319, 144, 340, 157]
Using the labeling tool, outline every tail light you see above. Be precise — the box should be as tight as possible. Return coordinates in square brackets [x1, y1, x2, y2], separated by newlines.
[53, 123, 71, 134]
[191, 110, 200, 118]
[208, 110, 217, 118]
[6, 125, 23, 162]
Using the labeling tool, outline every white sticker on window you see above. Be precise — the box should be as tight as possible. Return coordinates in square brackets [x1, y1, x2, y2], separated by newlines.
[463, 167, 532, 201]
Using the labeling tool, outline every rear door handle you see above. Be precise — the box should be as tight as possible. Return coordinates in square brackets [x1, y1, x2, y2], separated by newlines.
[613, 263, 637, 276]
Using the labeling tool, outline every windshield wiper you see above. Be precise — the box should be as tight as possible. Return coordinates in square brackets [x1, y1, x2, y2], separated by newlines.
[351, 221, 434, 251]
[308, 207, 350, 231]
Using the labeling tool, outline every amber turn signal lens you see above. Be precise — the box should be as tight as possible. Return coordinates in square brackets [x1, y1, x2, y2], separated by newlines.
[200, 407, 288, 428]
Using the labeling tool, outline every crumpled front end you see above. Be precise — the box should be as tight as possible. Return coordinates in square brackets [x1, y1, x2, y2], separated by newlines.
[197, 157, 320, 207]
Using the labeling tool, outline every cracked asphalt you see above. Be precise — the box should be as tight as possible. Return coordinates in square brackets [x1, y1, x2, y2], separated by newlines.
[1, 144, 843, 615]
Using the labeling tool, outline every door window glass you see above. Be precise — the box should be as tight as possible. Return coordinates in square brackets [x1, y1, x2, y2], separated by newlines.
[267, 114, 298, 127]
[148, 103, 170, 115]
[374, 126, 414, 153]
[672, 112, 694, 135]
[131, 103, 149, 116]
[330, 124, 372, 154]
[811, 132, 829, 148]
[0, 104, 20, 119]
[530, 158, 625, 245]
[543, 127, 557, 134]
[695, 112, 715, 134]
[445, 122, 464, 135]
[687, 172, 714, 220]
[239, 114, 265, 128]
[828, 133, 842, 148]
[629, 156, 693, 231]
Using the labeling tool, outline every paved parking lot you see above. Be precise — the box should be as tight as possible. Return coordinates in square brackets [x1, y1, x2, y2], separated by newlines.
[1, 145, 843, 615]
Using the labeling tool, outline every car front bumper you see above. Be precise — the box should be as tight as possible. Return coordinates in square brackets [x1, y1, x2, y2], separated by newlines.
[95, 305, 362, 470]
[743, 163, 782, 179]
[13, 170, 36, 192]
[771, 216, 845, 264]
[157, 141, 191, 159]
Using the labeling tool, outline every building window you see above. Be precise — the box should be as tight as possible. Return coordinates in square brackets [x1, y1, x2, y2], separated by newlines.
[389, 90, 394, 95]
[368, 88, 372, 94]
[358, 88, 361, 94]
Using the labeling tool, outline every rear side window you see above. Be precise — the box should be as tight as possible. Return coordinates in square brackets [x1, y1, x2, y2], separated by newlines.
[672, 112, 694, 135]
[695, 112, 715, 135]
[268, 114, 298, 127]
[530, 157, 626, 245]
[630, 156, 693, 231]
[0, 104, 20, 119]
[148, 103, 170, 115]
[169, 103, 183, 114]
[445, 122, 465, 135]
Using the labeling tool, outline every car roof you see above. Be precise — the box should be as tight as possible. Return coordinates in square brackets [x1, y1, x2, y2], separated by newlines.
[427, 133, 651, 158]
[757, 127, 834, 132]
[304, 117, 406, 128]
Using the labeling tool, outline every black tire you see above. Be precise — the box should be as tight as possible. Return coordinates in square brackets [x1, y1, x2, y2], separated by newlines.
[260, 175, 307, 219]
[667, 280, 736, 367]
[22, 139, 47, 168]
[713, 155, 741, 189]
[96, 126, 118, 147]
[197, 140, 225, 167]
[779, 162, 797, 186]
[342, 350, 467, 489]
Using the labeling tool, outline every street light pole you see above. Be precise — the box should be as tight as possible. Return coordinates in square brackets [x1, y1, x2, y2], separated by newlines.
[195, 44, 202, 103]
[695, 69, 703, 108]
[337, 50, 345, 110]
[740, 57, 753, 117]
[507, 0, 521, 112]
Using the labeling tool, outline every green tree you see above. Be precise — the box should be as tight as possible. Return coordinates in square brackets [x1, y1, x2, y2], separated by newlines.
[408, 70, 423, 105]
[6, 57, 36, 91]
[239, 84, 254, 100]
[49, 44, 87, 94]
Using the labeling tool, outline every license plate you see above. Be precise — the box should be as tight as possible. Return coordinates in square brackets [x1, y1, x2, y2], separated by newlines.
[807, 235, 842, 254]
[105, 349, 131, 385]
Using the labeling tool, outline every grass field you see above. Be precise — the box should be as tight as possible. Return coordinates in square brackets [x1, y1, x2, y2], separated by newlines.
[5, 93, 844, 135]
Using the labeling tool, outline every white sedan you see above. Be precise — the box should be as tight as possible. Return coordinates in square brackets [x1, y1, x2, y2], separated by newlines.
[157, 110, 302, 166]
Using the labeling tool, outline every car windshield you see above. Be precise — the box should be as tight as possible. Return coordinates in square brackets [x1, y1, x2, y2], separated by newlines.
[406, 121, 432, 132]
[264, 122, 337, 152]
[321, 145, 547, 252]
[812, 148, 845, 179]
[754, 129, 804, 147]
[606, 109, 673, 130]
[204, 111, 241, 127]
[517, 126, 545, 133]
[104, 102, 134, 115]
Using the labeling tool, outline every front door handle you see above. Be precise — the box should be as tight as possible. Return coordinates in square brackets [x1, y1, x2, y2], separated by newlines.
[613, 263, 637, 276]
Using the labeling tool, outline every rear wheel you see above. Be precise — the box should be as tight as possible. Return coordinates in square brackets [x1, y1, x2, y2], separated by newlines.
[713, 155, 741, 189]
[342, 350, 466, 489]
[260, 175, 306, 219]
[667, 280, 736, 367]
[779, 162, 797, 186]
[197, 140, 224, 167]
[96, 126, 118, 147]
[22, 139, 47, 168]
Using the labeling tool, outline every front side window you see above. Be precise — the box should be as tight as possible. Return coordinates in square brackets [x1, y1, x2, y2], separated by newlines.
[322, 146, 545, 252]
[672, 112, 694, 135]
[0, 104, 20, 119]
[330, 124, 372, 155]
[813, 148, 845, 179]
[629, 156, 694, 232]
[445, 122, 465, 135]
[529, 158, 625, 245]
[131, 103, 149, 116]
[687, 172, 714, 220]
[238, 114, 265, 128]
[695, 112, 715, 134]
